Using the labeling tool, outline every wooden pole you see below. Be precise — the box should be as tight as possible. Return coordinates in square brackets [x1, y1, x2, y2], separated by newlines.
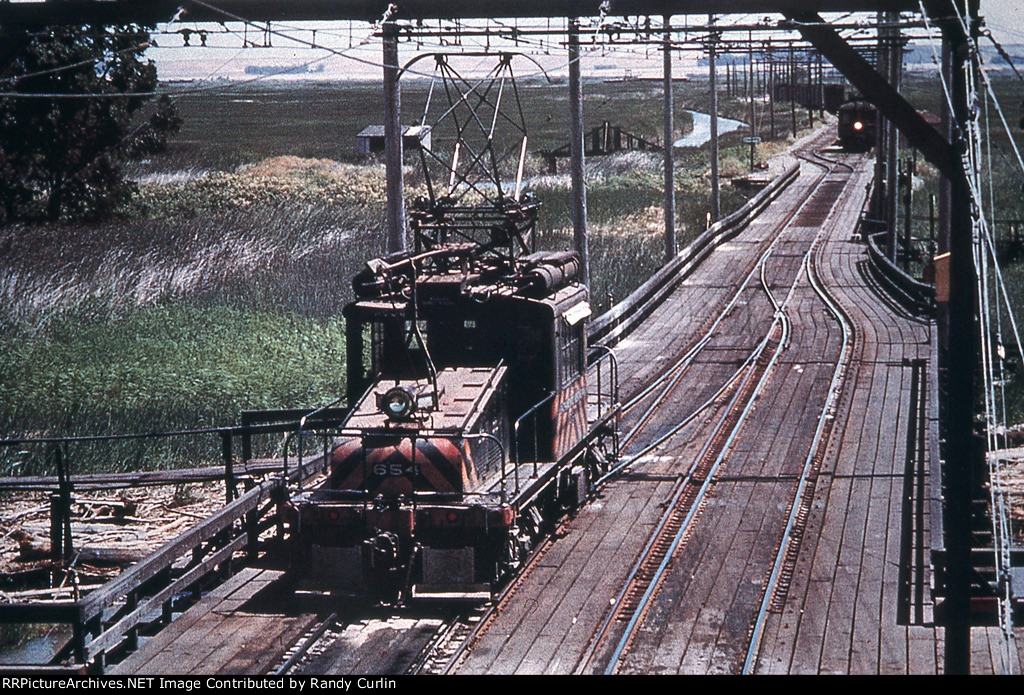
[383, 21, 406, 253]
[709, 20, 721, 222]
[662, 16, 677, 261]
[569, 19, 590, 286]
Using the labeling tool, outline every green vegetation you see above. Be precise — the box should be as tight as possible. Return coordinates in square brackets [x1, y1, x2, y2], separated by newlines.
[0, 26, 180, 223]
[0, 304, 346, 476]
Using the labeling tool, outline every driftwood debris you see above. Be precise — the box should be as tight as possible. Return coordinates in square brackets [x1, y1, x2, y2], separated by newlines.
[10, 530, 145, 567]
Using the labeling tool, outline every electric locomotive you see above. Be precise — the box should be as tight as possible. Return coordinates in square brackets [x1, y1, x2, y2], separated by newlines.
[837, 100, 877, 152]
[289, 195, 620, 604]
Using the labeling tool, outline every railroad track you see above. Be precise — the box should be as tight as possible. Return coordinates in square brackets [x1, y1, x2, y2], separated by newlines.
[576, 148, 859, 674]
[742, 148, 857, 674]
[440, 140, 848, 674]
[270, 606, 485, 675]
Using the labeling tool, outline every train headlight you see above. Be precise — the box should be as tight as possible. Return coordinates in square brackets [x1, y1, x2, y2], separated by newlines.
[853, 120, 864, 131]
[378, 386, 417, 421]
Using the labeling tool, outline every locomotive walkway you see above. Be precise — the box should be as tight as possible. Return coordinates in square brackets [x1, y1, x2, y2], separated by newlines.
[105, 126, 1019, 675]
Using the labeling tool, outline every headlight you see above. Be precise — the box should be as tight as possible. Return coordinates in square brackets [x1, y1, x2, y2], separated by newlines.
[378, 386, 417, 421]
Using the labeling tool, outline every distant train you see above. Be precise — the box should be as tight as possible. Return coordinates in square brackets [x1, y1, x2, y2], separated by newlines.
[837, 100, 877, 152]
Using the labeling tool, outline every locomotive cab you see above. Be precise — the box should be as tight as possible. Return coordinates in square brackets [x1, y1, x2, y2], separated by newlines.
[343, 252, 590, 462]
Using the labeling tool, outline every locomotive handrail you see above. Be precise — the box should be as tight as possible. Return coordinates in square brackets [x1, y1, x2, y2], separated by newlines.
[462, 432, 510, 504]
[513, 391, 556, 484]
[296, 487, 505, 505]
[588, 344, 619, 422]
[283, 424, 471, 480]
[286, 427, 511, 503]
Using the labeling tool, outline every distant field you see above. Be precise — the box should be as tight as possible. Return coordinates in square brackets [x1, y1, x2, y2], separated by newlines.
[140, 77, 698, 172]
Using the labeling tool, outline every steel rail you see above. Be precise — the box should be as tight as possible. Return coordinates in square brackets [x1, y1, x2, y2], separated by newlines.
[435, 510, 568, 674]
[602, 251, 802, 674]
[616, 166, 830, 428]
[587, 153, 838, 674]
[610, 143, 833, 466]
[272, 612, 339, 674]
[578, 336, 771, 672]
[742, 152, 856, 674]
[404, 611, 468, 674]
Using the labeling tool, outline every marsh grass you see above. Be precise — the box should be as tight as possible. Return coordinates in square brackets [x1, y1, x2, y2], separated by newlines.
[0, 303, 347, 476]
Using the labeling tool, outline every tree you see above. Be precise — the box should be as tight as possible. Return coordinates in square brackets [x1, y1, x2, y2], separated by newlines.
[0, 24, 180, 223]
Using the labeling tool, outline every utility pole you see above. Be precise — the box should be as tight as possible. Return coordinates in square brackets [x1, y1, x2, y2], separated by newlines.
[749, 30, 756, 171]
[885, 11, 902, 261]
[768, 42, 776, 141]
[790, 43, 797, 137]
[662, 16, 676, 261]
[939, 0, 981, 673]
[568, 18, 590, 287]
[709, 17, 721, 223]
[806, 50, 814, 126]
[817, 52, 825, 118]
[873, 11, 888, 245]
[903, 151, 915, 271]
[383, 19, 406, 253]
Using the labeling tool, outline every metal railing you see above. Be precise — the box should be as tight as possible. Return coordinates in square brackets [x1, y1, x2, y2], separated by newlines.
[865, 230, 934, 314]
[0, 407, 350, 673]
[512, 392, 555, 481]
[588, 163, 801, 347]
[588, 343, 620, 418]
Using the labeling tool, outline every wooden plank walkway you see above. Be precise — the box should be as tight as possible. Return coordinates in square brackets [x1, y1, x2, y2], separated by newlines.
[612, 195, 850, 674]
[111, 567, 322, 675]
[750, 152, 939, 674]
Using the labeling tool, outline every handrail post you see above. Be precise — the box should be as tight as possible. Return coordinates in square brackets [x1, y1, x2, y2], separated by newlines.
[240, 412, 252, 467]
[220, 430, 234, 503]
[297, 424, 305, 490]
[125, 590, 139, 652]
[512, 421, 521, 497]
[244, 479, 259, 560]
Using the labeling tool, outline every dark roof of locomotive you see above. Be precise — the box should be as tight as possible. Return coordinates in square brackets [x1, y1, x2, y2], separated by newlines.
[343, 274, 588, 318]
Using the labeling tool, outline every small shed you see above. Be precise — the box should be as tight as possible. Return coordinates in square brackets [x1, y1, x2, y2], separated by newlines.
[355, 125, 432, 154]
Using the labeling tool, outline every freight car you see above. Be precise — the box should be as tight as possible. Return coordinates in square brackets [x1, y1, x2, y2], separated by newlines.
[289, 206, 619, 605]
